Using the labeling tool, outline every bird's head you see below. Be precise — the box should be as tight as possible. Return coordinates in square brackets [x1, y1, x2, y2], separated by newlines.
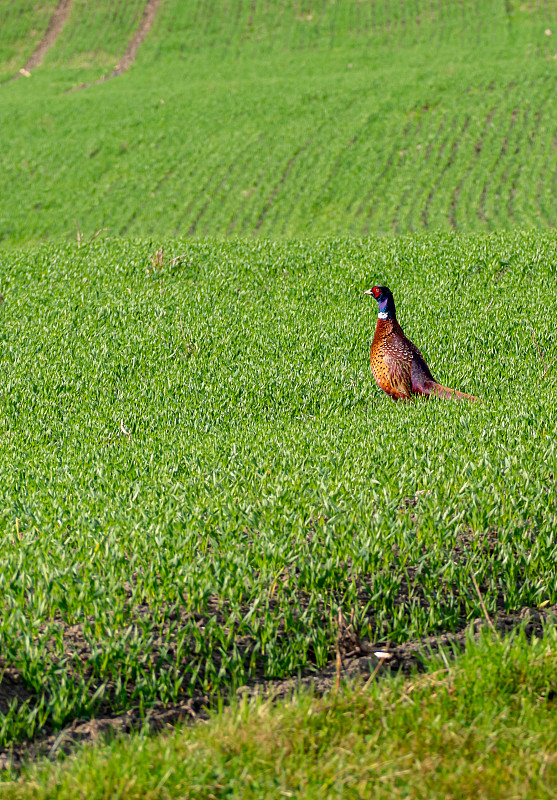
[364, 285, 396, 318]
[364, 285, 391, 301]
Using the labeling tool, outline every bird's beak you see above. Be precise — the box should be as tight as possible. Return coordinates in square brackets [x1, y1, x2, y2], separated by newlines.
[364, 288, 374, 296]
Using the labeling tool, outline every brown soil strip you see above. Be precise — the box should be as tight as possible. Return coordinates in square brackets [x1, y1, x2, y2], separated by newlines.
[109, 0, 162, 78]
[70, 0, 162, 91]
[1, 605, 555, 770]
[11, 0, 73, 79]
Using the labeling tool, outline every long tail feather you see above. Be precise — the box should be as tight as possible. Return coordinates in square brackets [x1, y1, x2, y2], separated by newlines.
[431, 382, 479, 402]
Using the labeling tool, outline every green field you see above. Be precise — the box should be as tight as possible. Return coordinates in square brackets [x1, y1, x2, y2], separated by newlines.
[1, 232, 556, 751]
[1, 0, 557, 244]
[1, 0, 557, 793]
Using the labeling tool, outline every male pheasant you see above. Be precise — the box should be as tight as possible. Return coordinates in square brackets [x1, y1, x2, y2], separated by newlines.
[365, 285, 478, 402]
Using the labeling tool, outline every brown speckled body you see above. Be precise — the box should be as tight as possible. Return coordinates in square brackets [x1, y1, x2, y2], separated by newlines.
[370, 317, 478, 402]
[371, 318, 433, 400]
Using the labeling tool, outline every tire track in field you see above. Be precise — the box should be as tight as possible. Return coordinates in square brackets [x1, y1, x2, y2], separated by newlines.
[69, 0, 162, 91]
[477, 106, 519, 226]
[101, 0, 162, 77]
[421, 115, 469, 229]
[9, 0, 73, 80]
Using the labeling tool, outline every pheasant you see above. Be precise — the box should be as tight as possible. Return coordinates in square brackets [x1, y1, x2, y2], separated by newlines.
[364, 285, 478, 402]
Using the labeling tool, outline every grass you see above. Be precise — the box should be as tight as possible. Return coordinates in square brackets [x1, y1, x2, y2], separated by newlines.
[2, 0, 557, 788]
[43, 0, 148, 70]
[3, 627, 557, 798]
[0, 231, 556, 749]
[0, 0, 58, 82]
[1, 2, 557, 244]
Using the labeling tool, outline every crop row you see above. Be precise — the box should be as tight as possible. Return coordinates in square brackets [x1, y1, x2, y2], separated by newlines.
[3, 65, 557, 245]
[1, 1, 557, 242]
[3, 0, 557, 82]
[151, 0, 557, 58]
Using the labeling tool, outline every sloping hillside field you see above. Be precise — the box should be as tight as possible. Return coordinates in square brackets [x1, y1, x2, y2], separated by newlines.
[1, 0, 557, 244]
[0, 233, 556, 752]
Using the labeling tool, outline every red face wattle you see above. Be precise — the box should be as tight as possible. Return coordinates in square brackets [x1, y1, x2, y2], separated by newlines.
[372, 286, 381, 299]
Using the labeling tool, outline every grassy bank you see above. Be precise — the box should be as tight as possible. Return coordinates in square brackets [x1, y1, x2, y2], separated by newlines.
[4, 628, 557, 798]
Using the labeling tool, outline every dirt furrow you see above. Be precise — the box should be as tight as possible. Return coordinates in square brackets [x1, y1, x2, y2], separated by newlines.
[12, 0, 73, 79]
[70, 0, 162, 91]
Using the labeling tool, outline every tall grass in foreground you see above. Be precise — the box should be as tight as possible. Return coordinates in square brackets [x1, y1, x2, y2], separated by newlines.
[5, 626, 557, 798]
